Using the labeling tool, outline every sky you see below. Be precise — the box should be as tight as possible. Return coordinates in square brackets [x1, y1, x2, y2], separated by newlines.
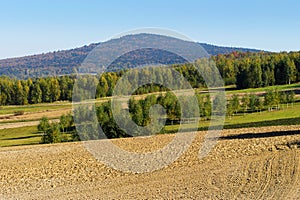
[0, 0, 299, 59]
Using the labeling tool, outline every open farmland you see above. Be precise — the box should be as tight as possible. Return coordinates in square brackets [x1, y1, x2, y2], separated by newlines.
[0, 125, 299, 199]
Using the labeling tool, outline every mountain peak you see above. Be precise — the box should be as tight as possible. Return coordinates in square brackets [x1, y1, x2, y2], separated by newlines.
[0, 34, 261, 78]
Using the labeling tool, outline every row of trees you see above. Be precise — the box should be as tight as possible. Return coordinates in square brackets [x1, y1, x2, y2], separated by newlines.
[2, 51, 300, 106]
[226, 90, 296, 117]
[215, 51, 300, 88]
[95, 90, 297, 139]
[39, 89, 296, 143]
[0, 76, 74, 105]
[72, 92, 218, 140]
[38, 113, 76, 143]
[128, 92, 210, 125]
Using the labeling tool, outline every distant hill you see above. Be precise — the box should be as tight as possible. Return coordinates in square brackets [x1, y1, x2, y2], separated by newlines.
[0, 34, 261, 78]
[199, 43, 261, 55]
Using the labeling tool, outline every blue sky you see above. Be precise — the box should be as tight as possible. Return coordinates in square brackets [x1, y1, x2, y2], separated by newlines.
[0, 0, 299, 59]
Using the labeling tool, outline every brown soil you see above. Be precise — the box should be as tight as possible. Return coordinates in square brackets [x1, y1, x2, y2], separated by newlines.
[0, 125, 299, 199]
[0, 108, 70, 129]
[0, 119, 60, 130]
[0, 108, 71, 123]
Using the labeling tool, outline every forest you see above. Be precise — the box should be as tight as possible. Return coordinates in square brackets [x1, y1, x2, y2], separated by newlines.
[0, 51, 299, 106]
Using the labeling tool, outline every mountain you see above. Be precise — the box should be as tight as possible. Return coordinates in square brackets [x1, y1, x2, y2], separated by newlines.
[0, 34, 261, 78]
[199, 43, 261, 55]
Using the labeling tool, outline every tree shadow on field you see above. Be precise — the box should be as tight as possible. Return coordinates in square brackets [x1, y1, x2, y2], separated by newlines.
[223, 117, 300, 130]
[219, 130, 300, 140]
[1, 135, 39, 140]
[294, 88, 300, 95]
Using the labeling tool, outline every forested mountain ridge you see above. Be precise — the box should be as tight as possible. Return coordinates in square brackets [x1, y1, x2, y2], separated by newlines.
[0, 34, 261, 78]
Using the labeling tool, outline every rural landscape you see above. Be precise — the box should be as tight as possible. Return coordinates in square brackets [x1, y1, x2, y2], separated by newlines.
[0, 33, 299, 199]
[1, 1, 300, 199]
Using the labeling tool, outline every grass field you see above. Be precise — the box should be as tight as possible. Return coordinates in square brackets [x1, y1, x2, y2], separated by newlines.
[225, 82, 300, 94]
[0, 126, 40, 147]
[1, 102, 299, 147]
[164, 102, 300, 133]
[0, 83, 299, 147]
[0, 82, 298, 116]
[0, 102, 71, 115]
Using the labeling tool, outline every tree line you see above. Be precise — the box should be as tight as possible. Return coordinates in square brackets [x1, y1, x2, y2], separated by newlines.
[39, 89, 296, 143]
[1, 51, 300, 106]
[0, 75, 75, 105]
[214, 51, 300, 88]
[226, 90, 296, 118]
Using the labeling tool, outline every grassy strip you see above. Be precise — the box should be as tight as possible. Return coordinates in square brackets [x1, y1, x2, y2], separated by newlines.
[2, 112, 298, 148]
[0, 126, 74, 147]
[0, 126, 41, 147]
[225, 82, 300, 94]
[0, 116, 60, 124]
[0, 93, 299, 148]
[0, 83, 299, 115]
[0, 103, 71, 115]
[164, 103, 300, 133]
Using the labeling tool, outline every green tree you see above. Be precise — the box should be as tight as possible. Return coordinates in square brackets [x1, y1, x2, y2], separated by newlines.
[96, 101, 128, 139]
[60, 114, 67, 133]
[203, 94, 212, 120]
[196, 94, 204, 117]
[227, 100, 234, 119]
[131, 101, 144, 126]
[42, 122, 62, 143]
[38, 117, 51, 143]
[213, 94, 226, 116]
[142, 95, 158, 126]
[59, 76, 73, 101]
[249, 94, 258, 112]
[50, 78, 61, 102]
[255, 97, 263, 113]
[236, 57, 262, 89]
[279, 91, 288, 108]
[264, 90, 273, 111]
[97, 76, 109, 98]
[0, 93, 7, 106]
[22, 80, 30, 105]
[105, 73, 118, 96]
[241, 94, 250, 114]
[275, 55, 297, 85]
[249, 58, 262, 88]
[29, 82, 42, 104]
[50, 122, 62, 143]
[273, 89, 280, 110]
[261, 55, 275, 87]
[264, 89, 280, 111]
[39, 79, 51, 103]
[287, 91, 296, 107]
[231, 94, 240, 114]
[13, 80, 27, 105]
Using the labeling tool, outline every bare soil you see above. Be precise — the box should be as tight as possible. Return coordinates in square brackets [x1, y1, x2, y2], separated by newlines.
[0, 109, 70, 129]
[0, 125, 299, 199]
[0, 108, 71, 122]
